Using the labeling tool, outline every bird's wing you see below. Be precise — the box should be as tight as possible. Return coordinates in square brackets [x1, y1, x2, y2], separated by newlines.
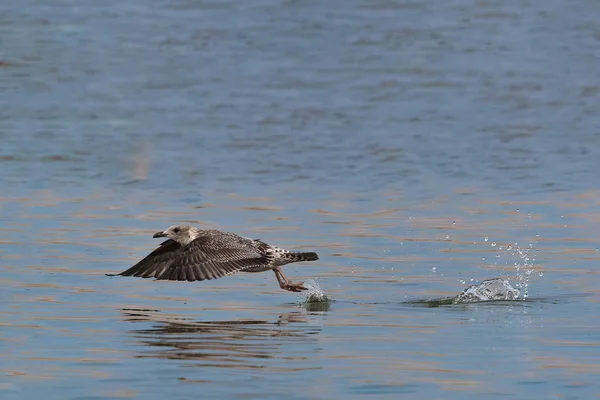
[107, 239, 183, 279]
[109, 235, 271, 282]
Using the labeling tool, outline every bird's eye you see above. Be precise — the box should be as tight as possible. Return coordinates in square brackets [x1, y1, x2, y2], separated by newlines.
[173, 227, 180, 233]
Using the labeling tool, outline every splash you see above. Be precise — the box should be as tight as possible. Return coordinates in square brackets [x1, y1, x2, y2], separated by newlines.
[492, 237, 540, 299]
[298, 279, 329, 306]
[453, 278, 520, 304]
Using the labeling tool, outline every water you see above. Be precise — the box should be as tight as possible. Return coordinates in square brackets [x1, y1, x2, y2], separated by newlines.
[452, 278, 520, 303]
[2, 0, 600, 398]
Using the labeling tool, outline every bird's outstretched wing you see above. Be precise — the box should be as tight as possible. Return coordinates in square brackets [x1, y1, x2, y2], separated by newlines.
[107, 234, 272, 282]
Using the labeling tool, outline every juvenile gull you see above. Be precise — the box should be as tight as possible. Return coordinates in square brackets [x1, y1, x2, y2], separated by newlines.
[107, 225, 319, 292]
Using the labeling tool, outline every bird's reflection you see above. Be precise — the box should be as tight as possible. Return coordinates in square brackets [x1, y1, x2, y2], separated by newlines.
[121, 307, 326, 368]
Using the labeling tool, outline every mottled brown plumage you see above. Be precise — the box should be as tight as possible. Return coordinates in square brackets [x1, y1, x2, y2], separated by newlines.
[107, 225, 318, 292]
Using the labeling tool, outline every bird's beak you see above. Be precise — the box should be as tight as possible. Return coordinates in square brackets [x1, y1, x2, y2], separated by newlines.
[153, 231, 167, 238]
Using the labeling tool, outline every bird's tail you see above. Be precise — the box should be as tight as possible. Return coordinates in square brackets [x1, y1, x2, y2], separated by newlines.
[280, 251, 319, 263]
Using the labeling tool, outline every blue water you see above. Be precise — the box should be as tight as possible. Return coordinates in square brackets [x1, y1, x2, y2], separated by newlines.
[2, 0, 600, 399]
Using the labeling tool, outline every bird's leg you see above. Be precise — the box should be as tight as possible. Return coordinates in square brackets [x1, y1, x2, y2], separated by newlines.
[272, 266, 307, 292]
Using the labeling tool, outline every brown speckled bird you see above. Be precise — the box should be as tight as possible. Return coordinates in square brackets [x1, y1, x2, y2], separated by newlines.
[107, 225, 318, 292]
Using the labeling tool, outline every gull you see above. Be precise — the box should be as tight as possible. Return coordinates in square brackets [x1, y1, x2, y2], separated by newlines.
[107, 225, 318, 292]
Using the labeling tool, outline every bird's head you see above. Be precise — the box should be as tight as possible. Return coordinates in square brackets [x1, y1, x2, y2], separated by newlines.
[153, 225, 198, 245]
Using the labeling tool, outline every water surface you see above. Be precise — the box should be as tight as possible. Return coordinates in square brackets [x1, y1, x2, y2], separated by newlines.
[2, 0, 600, 399]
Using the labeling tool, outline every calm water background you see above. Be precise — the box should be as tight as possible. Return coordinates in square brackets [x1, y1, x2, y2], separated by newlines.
[2, 0, 600, 399]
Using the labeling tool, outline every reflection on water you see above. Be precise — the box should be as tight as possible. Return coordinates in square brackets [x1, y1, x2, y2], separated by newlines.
[122, 308, 324, 370]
